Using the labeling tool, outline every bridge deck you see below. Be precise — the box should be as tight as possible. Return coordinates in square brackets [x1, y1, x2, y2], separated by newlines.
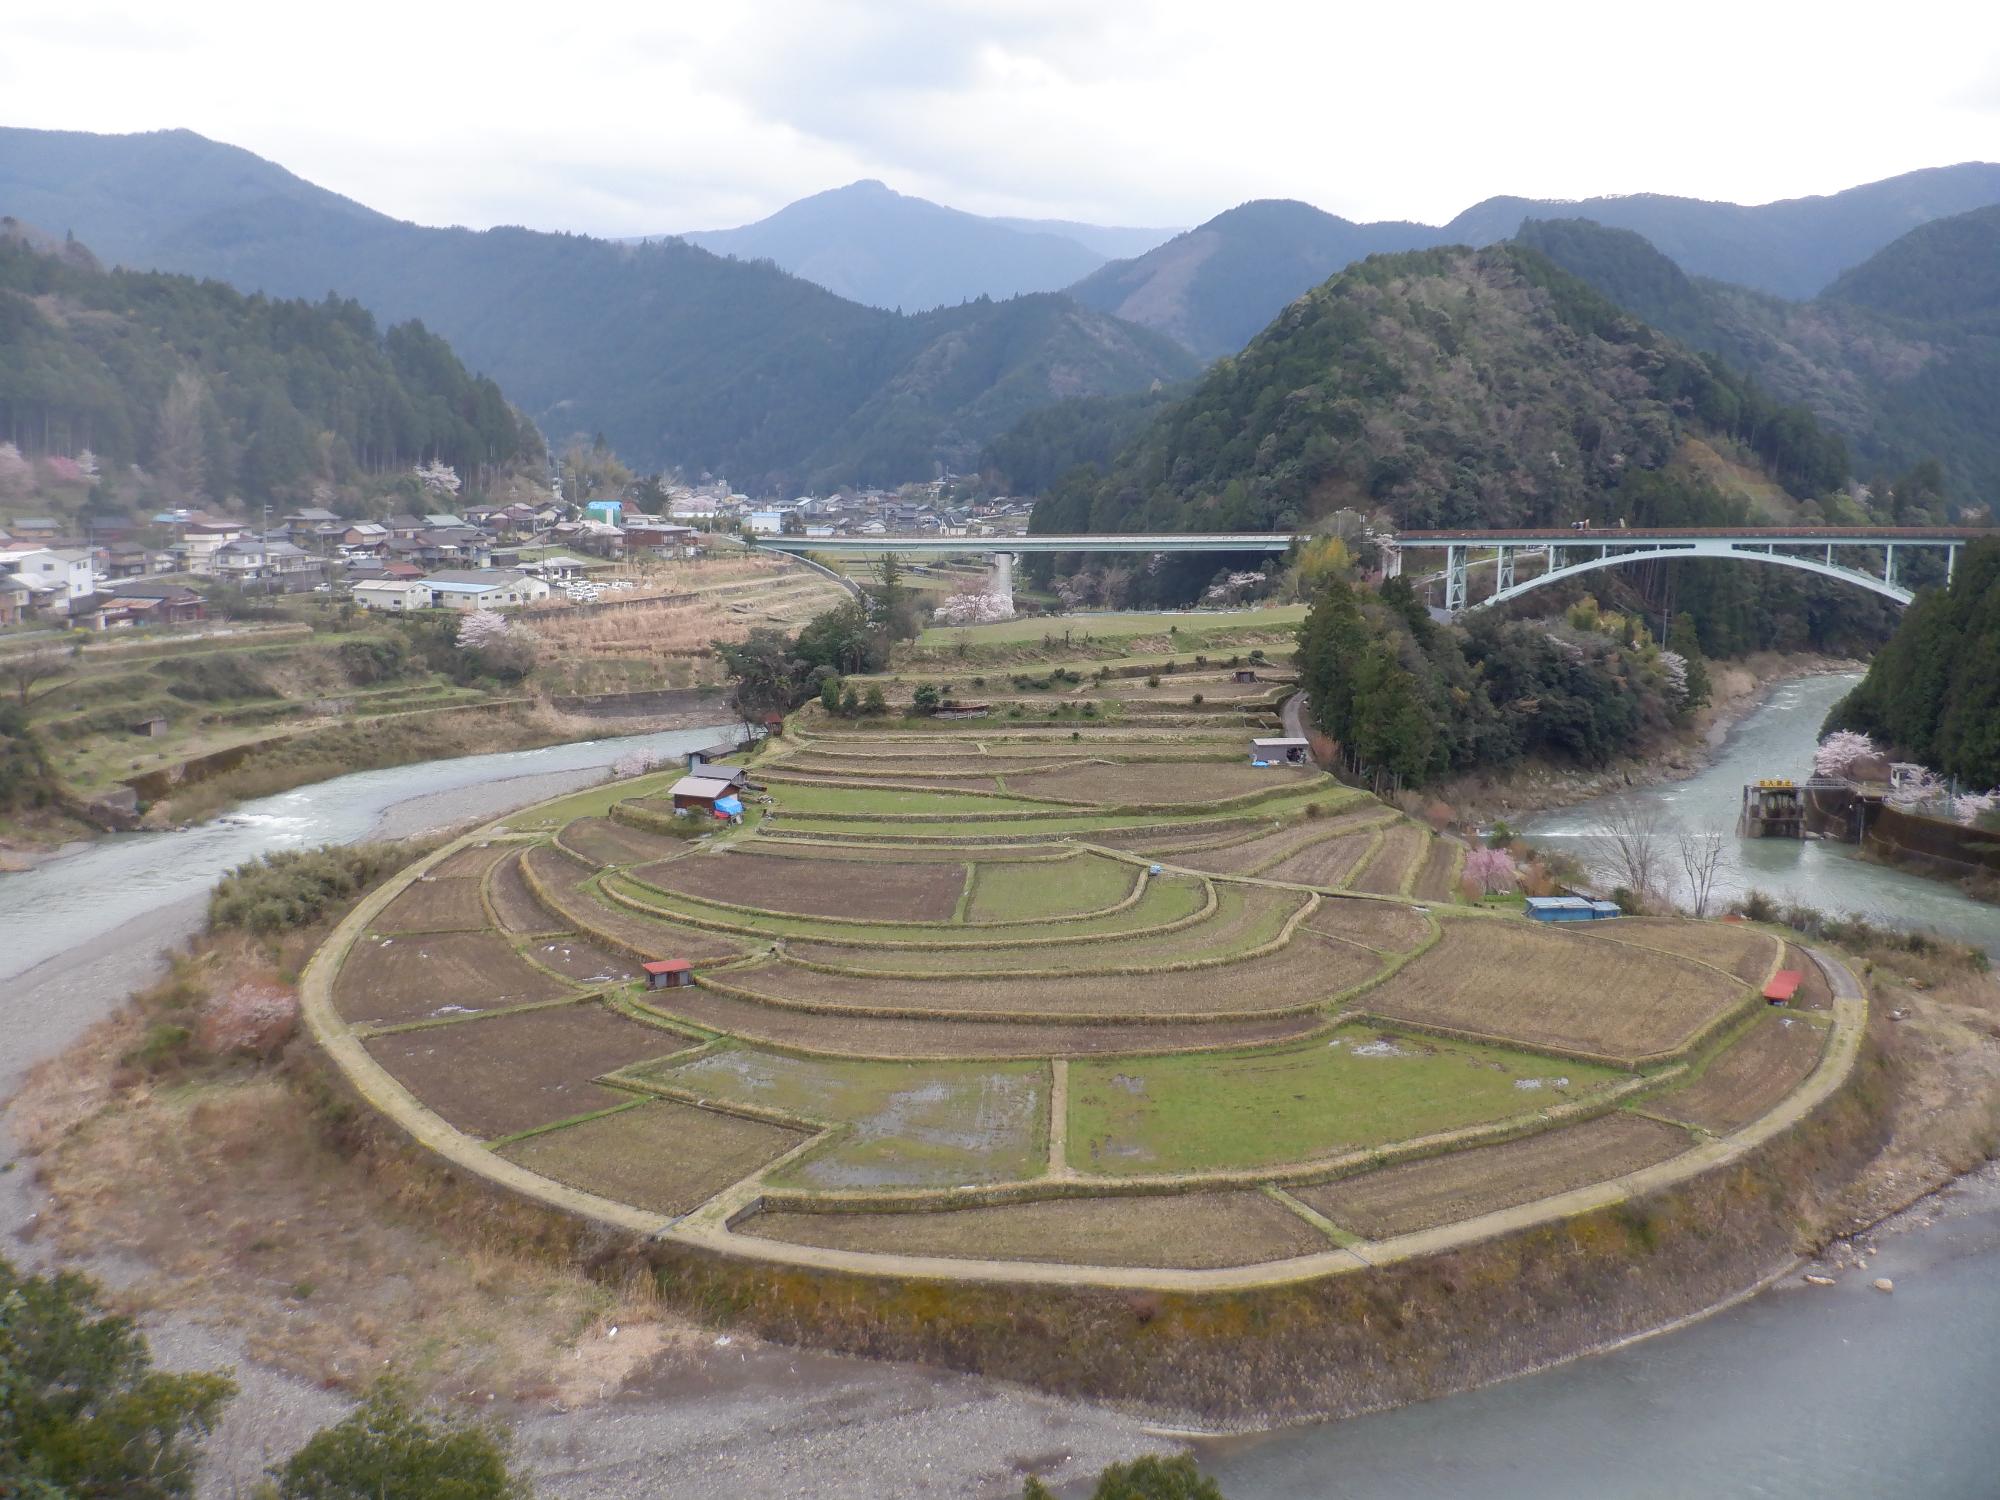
[1400, 526, 1971, 544]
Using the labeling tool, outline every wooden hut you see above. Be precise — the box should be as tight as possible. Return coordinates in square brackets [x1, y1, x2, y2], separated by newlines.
[643, 958, 695, 990]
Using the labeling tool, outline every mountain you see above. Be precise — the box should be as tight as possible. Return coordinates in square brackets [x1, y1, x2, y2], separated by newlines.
[673, 180, 1177, 312]
[1067, 166, 2000, 360]
[983, 216, 1181, 262]
[1444, 164, 2000, 298]
[0, 223, 539, 508]
[1039, 243, 1847, 537]
[1035, 242, 1881, 655]
[1516, 208, 2000, 507]
[1068, 200, 1448, 360]
[0, 128, 1193, 490]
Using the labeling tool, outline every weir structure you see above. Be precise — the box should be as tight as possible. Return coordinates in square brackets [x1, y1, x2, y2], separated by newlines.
[754, 526, 1974, 614]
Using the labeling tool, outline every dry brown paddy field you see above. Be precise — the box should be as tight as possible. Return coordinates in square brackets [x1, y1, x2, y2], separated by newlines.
[305, 698, 1863, 1289]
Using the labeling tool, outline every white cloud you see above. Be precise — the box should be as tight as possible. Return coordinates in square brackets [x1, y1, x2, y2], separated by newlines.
[2, 0, 1994, 235]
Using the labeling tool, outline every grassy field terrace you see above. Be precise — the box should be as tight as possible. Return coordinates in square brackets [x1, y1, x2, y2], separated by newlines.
[304, 695, 1867, 1288]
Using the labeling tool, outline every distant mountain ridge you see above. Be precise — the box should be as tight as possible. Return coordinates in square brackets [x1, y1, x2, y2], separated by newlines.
[667, 179, 1180, 311]
[1516, 208, 2000, 507]
[1068, 164, 2000, 359]
[0, 128, 1193, 490]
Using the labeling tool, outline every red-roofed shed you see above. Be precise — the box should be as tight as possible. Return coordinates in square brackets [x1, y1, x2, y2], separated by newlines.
[1763, 970, 1803, 1004]
[643, 958, 695, 990]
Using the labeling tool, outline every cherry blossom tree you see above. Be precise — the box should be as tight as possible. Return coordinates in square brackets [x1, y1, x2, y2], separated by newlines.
[0, 441, 30, 500]
[1886, 765, 1949, 813]
[933, 590, 1013, 626]
[1463, 846, 1517, 894]
[74, 448, 101, 480]
[43, 454, 81, 484]
[457, 610, 512, 649]
[1952, 790, 1998, 827]
[1657, 650, 1689, 706]
[415, 459, 462, 497]
[611, 750, 661, 780]
[1813, 731, 1879, 781]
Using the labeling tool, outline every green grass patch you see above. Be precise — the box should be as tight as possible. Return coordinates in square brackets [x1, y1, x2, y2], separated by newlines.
[963, 854, 1137, 922]
[914, 605, 1309, 648]
[1067, 1025, 1624, 1176]
[623, 1047, 1047, 1189]
[510, 770, 688, 829]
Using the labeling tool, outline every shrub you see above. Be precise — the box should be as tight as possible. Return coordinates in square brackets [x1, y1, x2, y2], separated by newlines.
[1146, 675, 1161, 688]
[1190, 693, 1205, 706]
[862, 685, 888, 716]
[208, 844, 410, 935]
[266, 1379, 532, 1499]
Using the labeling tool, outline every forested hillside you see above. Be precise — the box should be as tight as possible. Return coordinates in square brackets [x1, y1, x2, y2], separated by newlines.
[1038, 243, 1846, 536]
[1829, 538, 2000, 786]
[0, 223, 539, 509]
[1517, 210, 2000, 509]
[0, 128, 1193, 490]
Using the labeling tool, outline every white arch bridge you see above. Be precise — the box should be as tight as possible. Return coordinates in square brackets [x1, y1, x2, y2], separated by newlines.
[753, 526, 1975, 613]
[1399, 527, 1971, 612]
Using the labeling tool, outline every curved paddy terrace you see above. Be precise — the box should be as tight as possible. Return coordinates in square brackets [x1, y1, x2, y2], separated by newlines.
[304, 702, 1867, 1291]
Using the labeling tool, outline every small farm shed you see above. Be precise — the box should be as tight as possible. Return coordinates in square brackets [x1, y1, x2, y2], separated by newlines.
[643, 959, 694, 990]
[1525, 896, 1622, 922]
[1251, 736, 1310, 765]
[669, 775, 734, 813]
[1763, 969, 1804, 1005]
[132, 714, 171, 738]
[1233, 668, 1259, 683]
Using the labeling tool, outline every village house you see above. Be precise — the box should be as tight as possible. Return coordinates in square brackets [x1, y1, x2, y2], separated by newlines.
[210, 538, 328, 592]
[0, 546, 97, 617]
[0, 574, 29, 625]
[103, 579, 206, 626]
[179, 513, 248, 573]
[4, 517, 64, 543]
[423, 569, 551, 610]
[352, 578, 435, 612]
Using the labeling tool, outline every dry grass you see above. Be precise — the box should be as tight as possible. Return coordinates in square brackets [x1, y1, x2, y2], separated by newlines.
[642, 988, 1327, 1059]
[1347, 825, 1428, 896]
[633, 850, 967, 922]
[1784, 944, 1834, 1011]
[741, 1191, 1330, 1267]
[1303, 898, 1432, 954]
[718, 931, 1381, 1019]
[1362, 917, 1745, 1064]
[1257, 830, 1382, 888]
[1004, 762, 1320, 807]
[429, 842, 517, 879]
[522, 845, 747, 962]
[10, 1039, 695, 1406]
[500, 1100, 808, 1214]
[333, 931, 572, 1026]
[364, 1002, 686, 1139]
[1410, 835, 1465, 903]
[1649, 1014, 1828, 1133]
[559, 816, 698, 868]
[1592, 918, 1781, 985]
[1167, 811, 1388, 874]
[1296, 1114, 1694, 1238]
[522, 935, 644, 985]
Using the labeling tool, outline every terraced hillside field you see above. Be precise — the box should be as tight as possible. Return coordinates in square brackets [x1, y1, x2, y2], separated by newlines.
[310, 695, 1858, 1285]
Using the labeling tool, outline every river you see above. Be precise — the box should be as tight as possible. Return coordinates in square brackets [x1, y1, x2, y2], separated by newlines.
[1204, 672, 2000, 1499]
[0, 724, 738, 986]
[1523, 673, 2000, 957]
[5, 693, 2000, 1498]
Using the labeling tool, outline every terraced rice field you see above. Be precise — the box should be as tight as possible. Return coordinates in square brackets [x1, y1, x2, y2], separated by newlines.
[1068, 1027, 1622, 1174]
[372, 875, 491, 934]
[1296, 1113, 1693, 1237]
[319, 698, 1851, 1279]
[743, 1191, 1329, 1267]
[627, 1049, 1047, 1189]
[498, 1100, 809, 1215]
[1648, 1013, 1829, 1132]
[1361, 918, 1747, 1064]
[1347, 825, 1430, 896]
[364, 1002, 686, 1138]
[334, 931, 571, 1026]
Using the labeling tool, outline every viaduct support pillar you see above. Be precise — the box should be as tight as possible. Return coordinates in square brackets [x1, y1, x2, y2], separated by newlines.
[987, 551, 1016, 615]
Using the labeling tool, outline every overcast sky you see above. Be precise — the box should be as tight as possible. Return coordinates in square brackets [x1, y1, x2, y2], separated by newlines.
[5, 0, 1997, 236]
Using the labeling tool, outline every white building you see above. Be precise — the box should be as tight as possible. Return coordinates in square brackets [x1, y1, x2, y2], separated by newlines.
[352, 579, 435, 612]
[746, 509, 785, 535]
[424, 569, 552, 611]
[0, 546, 96, 616]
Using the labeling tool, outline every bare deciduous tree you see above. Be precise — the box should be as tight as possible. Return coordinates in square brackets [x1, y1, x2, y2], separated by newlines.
[1674, 826, 1730, 918]
[1593, 801, 1669, 910]
[4, 647, 71, 708]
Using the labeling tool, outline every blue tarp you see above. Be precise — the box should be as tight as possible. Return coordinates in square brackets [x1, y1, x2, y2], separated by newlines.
[714, 795, 744, 816]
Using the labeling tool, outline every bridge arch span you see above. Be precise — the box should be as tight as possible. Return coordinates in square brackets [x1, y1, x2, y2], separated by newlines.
[1475, 543, 1915, 611]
